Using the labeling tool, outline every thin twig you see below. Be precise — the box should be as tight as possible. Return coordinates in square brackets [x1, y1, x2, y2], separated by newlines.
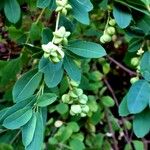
[10, 130, 21, 144]
[105, 109, 119, 150]
[103, 77, 130, 144]
[107, 55, 137, 76]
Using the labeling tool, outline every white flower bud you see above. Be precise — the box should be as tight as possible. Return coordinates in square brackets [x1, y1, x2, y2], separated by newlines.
[81, 105, 89, 113]
[71, 105, 82, 114]
[79, 94, 88, 104]
[54, 120, 63, 128]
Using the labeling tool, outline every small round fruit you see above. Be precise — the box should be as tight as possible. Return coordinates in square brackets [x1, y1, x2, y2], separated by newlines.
[130, 77, 139, 84]
[71, 105, 82, 114]
[109, 19, 116, 26]
[62, 94, 70, 103]
[131, 57, 139, 66]
[101, 34, 112, 43]
[106, 27, 115, 35]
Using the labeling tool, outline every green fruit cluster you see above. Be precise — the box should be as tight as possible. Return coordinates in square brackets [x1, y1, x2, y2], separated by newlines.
[100, 19, 116, 44]
[53, 26, 71, 45]
[42, 42, 64, 63]
[56, 0, 72, 15]
[62, 80, 89, 117]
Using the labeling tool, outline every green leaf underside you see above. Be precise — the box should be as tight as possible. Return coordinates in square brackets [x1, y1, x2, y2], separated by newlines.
[37, 0, 51, 8]
[119, 96, 130, 116]
[69, 0, 91, 24]
[26, 112, 44, 150]
[37, 93, 57, 107]
[133, 109, 150, 137]
[0, 96, 35, 123]
[39, 58, 64, 88]
[113, 4, 132, 28]
[22, 113, 37, 147]
[4, 0, 21, 23]
[140, 51, 150, 82]
[3, 108, 32, 129]
[64, 55, 81, 82]
[13, 69, 42, 103]
[66, 40, 106, 58]
[127, 80, 150, 114]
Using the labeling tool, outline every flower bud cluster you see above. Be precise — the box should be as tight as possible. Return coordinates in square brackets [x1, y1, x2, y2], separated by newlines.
[100, 19, 116, 44]
[61, 80, 89, 117]
[56, 0, 72, 16]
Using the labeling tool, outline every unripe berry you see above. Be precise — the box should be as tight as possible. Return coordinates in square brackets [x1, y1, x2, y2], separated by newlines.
[109, 19, 116, 26]
[71, 105, 82, 114]
[79, 94, 88, 104]
[130, 77, 139, 84]
[100, 34, 112, 43]
[106, 27, 115, 35]
[62, 94, 71, 103]
[131, 57, 139, 66]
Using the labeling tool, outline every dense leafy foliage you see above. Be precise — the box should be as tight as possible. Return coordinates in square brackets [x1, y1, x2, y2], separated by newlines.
[0, 0, 150, 150]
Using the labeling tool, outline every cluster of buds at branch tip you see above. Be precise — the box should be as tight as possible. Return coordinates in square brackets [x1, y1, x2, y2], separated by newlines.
[56, 0, 72, 15]
[100, 18, 116, 44]
[137, 48, 144, 55]
[53, 26, 71, 45]
[61, 80, 89, 117]
[42, 42, 64, 63]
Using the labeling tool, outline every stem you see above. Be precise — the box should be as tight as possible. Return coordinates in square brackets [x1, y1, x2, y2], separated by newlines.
[107, 55, 137, 76]
[55, 12, 60, 32]
[103, 11, 110, 34]
[35, 8, 46, 24]
[105, 109, 119, 150]
[10, 130, 21, 144]
[103, 77, 130, 144]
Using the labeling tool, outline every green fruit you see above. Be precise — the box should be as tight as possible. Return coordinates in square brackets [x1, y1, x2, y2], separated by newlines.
[43, 52, 50, 58]
[81, 105, 89, 113]
[106, 27, 115, 35]
[100, 36, 105, 44]
[71, 105, 82, 114]
[62, 94, 70, 103]
[131, 57, 139, 66]
[79, 94, 88, 104]
[109, 19, 116, 26]
[100, 34, 112, 43]
[80, 112, 86, 117]
[130, 77, 139, 84]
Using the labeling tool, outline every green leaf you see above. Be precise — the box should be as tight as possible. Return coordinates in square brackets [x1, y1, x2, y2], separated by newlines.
[0, 96, 35, 123]
[30, 22, 43, 41]
[140, 51, 150, 82]
[133, 109, 150, 137]
[13, 69, 42, 103]
[127, 80, 150, 114]
[37, 93, 57, 107]
[119, 96, 130, 116]
[101, 96, 115, 107]
[37, 0, 51, 8]
[114, 0, 150, 16]
[133, 140, 144, 150]
[3, 108, 32, 129]
[67, 122, 80, 132]
[0, 143, 13, 150]
[22, 113, 37, 147]
[0, 58, 22, 88]
[0, 108, 9, 123]
[26, 112, 44, 150]
[39, 58, 63, 88]
[41, 28, 53, 44]
[136, 15, 150, 34]
[64, 56, 81, 82]
[59, 127, 73, 142]
[4, 0, 21, 23]
[69, 139, 85, 150]
[69, 0, 92, 24]
[128, 38, 143, 52]
[113, 4, 132, 28]
[56, 103, 69, 115]
[65, 40, 106, 58]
